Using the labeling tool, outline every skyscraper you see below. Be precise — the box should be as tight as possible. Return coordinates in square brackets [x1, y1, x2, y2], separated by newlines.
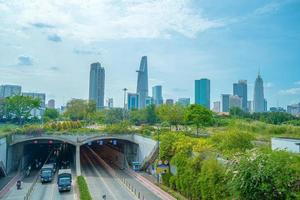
[136, 56, 148, 109]
[177, 98, 190, 107]
[195, 79, 210, 109]
[89, 62, 105, 109]
[22, 92, 46, 116]
[0, 85, 21, 98]
[253, 73, 265, 113]
[229, 95, 242, 109]
[221, 94, 230, 112]
[166, 99, 174, 105]
[127, 93, 139, 110]
[233, 80, 247, 111]
[213, 101, 221, 113]
[152, 85, 163, 105]
[47, 99, 55, 109]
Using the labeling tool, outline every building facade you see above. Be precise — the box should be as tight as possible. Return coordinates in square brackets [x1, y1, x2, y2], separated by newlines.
[89, 62, 105, 109]
[136, 56, 148, 109]
[253, 74, 265, 113]
[233, 80, 247, 111]
[287, 103, 300, 116]
[222, 94, 230, 112]
[195, 79, 210, 109]
[229, 95, 242, 109]
[212, 101, 221, 113]
[127, 93, 139, 110]
[22, 92, 46, 117]
[47, 99, 55, 109]
[177, 98, 190, 107]
[0, 85, 21, 98]
[107, 98, 113, 108]
[166, 99, 174, 105]
[152, 85, 163, 106]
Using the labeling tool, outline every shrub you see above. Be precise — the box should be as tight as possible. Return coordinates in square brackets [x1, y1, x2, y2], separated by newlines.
[77, 176, 92, 200]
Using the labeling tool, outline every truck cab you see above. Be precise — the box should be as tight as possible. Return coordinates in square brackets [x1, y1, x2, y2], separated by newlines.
[40, 164, 55, 183]
[57, 169, 72, 192]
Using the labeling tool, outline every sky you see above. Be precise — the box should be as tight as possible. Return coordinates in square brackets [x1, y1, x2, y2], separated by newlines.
[0, 0, 300, 108]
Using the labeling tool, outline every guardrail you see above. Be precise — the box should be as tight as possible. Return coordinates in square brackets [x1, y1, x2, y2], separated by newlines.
[86, 146, 146, 200]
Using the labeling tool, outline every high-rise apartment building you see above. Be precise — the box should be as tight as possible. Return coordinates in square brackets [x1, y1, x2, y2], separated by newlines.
[247, 101, 252, 113]
[253, 73, 265, 113]
[136, 56, 148, 109]
[177, 98, 190, 107]
[107, 98, 113, 108]
[212, 101, 221, 113]
[152, 85, 163, 105]
[233, 80, 247, 111]
[47, 99, 55, 109]
[127, 93, 139, 110]
[166, 99, 174, 105]
[0, 85, 21, 98]
[229, 95, 242, 109]
[222, 94, 230, 112]
[22, 92, 46, 116]
[89, 62, 105, 109]
[195, 79, 210, 109]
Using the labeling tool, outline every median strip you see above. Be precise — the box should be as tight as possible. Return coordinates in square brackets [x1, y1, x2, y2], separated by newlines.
[77, 176, 92, 200]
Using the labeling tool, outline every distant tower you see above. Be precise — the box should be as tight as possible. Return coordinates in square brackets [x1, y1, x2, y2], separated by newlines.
[195, 79, 210, 109]
[152, 85, 163, 105]
[136, 56, 149, 109]
[233, 80, 247, 111]
[253, 73, 265, 113]
[89, 62, 105, 109]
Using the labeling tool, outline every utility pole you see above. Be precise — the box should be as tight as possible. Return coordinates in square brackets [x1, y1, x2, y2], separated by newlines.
[123, 88, 128, 120]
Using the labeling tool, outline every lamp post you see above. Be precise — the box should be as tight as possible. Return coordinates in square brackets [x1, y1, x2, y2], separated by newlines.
[122, 88, 128, 120]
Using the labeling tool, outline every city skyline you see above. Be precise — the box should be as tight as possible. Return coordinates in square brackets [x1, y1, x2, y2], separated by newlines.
[0, 0, 300, 108]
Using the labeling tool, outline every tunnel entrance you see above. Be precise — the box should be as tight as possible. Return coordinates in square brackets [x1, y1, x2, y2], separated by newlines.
[7, 140, 76, 174]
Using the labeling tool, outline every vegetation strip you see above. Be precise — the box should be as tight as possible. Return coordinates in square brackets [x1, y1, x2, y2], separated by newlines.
[77, 176, 92, 200]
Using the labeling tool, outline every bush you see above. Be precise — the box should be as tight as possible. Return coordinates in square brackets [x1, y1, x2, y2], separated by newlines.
[77, 176, 92, 200]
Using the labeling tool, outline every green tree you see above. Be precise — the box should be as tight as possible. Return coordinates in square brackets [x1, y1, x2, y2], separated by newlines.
[64, 99, 96, 121]
[157, 104, 185, 130]
[5, 95, 40, 124]
[200, 158, 229, 200]
[44, 108, 59, 121]
[104, 108, 124, 124]
[231, 149, 300, 200]
[185, 104, 213, 135]
[129, 109, 146, 125]
[145, 104, 158, 124]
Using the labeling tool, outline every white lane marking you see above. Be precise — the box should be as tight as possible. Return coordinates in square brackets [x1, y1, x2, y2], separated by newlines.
[84, 152, 119, 200]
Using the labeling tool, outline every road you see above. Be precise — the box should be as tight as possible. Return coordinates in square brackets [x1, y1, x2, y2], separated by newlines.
[81, 149, 136, 200]
[30, 168, 77, 200]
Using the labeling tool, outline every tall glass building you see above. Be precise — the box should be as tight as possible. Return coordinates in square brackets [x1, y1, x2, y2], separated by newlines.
[89, 62, 105, 109]
[136, 56, 148, 109]
[253, 74, 265, 113]
[195, 79, 210, 109]
[233, 80, 247, 111]
[0, 85, 21, 98]
[152, 85, 163, 105]
[127, 93, 139, 110]
[222, 94, 230, 112]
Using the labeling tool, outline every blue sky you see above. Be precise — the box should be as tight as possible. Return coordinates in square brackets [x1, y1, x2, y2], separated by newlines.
[0, 0, 299, 108]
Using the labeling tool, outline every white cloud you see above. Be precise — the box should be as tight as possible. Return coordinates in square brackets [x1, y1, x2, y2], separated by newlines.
[279, 88, 300, 95]
[0, 0, 224, 41]
[294, 81, 300, 85]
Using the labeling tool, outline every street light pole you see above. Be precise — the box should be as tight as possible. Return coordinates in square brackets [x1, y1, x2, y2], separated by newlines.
[123, 88, 128, 120]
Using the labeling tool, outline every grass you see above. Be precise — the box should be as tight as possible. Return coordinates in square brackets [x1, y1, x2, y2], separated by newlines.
[77, 176, 92, 200]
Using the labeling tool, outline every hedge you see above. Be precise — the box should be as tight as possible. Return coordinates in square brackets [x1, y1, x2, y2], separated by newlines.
[77, 176, 92, 200]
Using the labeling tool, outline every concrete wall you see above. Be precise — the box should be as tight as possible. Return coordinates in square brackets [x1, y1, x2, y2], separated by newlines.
[133, 135, 157, 163]
[0, 137, 7, 173]
[272, 138, 300, 153]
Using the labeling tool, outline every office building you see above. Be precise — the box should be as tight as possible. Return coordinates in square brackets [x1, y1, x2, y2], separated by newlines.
[127, 93, 139, 110]
[166, 99, 174, 105]
[89, 62, 105, 110]
[233, 80, 247, 111]
[195, 79, 210, 109]
[229, 95, 242, 109]
[221, 94, 230, 112]
[212, 101, 221, 113]
[47, 99, 55, 109]
[264, 99, 268, 112]
[0, 85, 21, 98]
[270, 107, 286, 113]
[136, 56, 148, 109]
[287, 103, 300, 116]
[253, 73, 265, 113]
[177, 98, 190, 107]
[152, 85, 163, 105]
[145, 96, 153, 107]
[22, 92, 46, 117]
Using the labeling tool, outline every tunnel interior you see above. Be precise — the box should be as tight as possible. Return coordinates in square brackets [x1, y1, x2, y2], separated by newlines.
[8, 140, 76, 174]
[81, 139, 139, 169]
